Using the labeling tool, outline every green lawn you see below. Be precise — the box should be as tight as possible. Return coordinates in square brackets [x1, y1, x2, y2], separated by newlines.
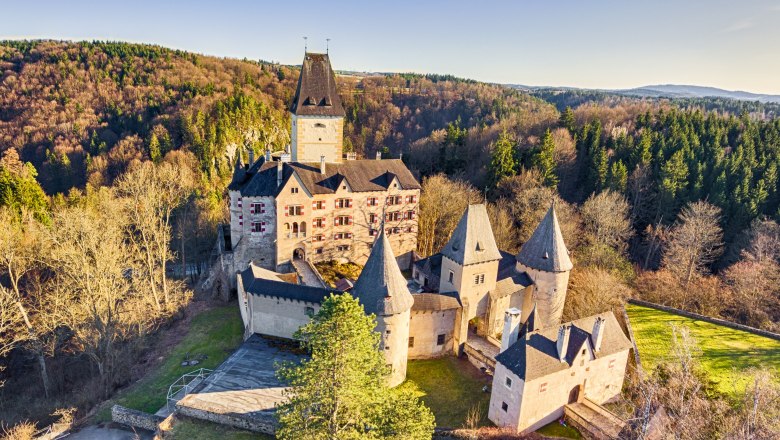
[405, 357, 492, 429]
[96, 302, 245, 420]
[537, 420, 582, 439]
[627, 304, 780, 398]
[169, 417, 271, 439]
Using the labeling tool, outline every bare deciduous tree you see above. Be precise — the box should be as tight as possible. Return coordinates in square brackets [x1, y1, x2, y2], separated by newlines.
[417, 174, 480, 257]
[662, 201, 724, 287]
[562, 268, 631, 321]
[580, 190, 632, 252]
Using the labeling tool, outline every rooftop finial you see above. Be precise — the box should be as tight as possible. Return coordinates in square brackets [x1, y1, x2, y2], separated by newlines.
[326, 38, 330, 54]
[303, 36, 308, 53]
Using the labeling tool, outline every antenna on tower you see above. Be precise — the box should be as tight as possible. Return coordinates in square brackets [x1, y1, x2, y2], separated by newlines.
[326, 38, 330, 54]
[303, 36, 308, 53]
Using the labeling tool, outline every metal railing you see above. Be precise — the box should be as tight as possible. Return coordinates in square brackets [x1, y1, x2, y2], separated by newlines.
[166, 368, 213, 411]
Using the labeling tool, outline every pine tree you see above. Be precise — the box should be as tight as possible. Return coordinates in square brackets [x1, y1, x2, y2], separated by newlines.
[608, 160, 628, 193]
[488, 129, 517, 187]
[276, 294, 435, 440]
[532, 129, 558, 187]
[560, 106, 575, 133]
[148, 132, 161, 163]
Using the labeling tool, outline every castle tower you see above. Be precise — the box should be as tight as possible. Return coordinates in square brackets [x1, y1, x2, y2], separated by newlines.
[515, 204, 572, 327]
[352, 228, 414, 387]
[439, 204, 502, 322]
[289, 53, 345, 163]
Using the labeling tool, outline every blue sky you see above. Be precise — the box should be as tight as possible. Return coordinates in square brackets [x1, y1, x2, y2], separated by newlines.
[3, 0, 780, 94]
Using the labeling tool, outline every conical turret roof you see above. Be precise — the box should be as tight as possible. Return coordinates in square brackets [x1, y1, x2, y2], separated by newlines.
[353, 229, 414, 316]
[516, 205, 572, 273]
[228, 153, 246, 190]
[441, 204, 502, 266]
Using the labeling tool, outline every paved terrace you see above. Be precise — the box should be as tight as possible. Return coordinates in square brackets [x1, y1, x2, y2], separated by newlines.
[175, 334, 303, 434]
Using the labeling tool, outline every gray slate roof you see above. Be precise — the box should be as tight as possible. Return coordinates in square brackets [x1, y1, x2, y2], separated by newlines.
[491, 251, 534, 299]
[441, 204, 503, 266]
[516, 205, 573, 273]
[495, 311, 632, 381]
[290, 53, 345, 117]
[230, 159, 421, 196]
[352, 229, 414, 316]
[240, 263, 340, 304]
[411, 292, 461, 312]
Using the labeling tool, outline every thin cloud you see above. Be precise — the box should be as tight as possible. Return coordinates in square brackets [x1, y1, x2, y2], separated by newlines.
[722, 19, 754, 33]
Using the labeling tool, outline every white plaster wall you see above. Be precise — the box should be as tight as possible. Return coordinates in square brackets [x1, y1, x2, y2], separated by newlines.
[439, 256, 499, 328]
[376, 310, 411, 387]
[247, 294, 320, 339]
[516, 262, 569, 327]
[488, 363, 524, 430]
[291, 115, 344, 163]
[408, 310, 457, 359]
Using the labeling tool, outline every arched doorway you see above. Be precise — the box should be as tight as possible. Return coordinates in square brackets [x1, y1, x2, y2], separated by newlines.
[293, 248, 305, 260]
[568, 384, 581, 404]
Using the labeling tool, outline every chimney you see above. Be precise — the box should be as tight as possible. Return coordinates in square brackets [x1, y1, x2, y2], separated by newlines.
[500, 308, 522, 352]
[399, 152, 403, 161]
[277, 161, 283, 187]
[248, 147, 254, 166]
[265, 149, 271, 162]
[280, 152, 291, 163]
[320, 155, 326, 174]
[376, 151, 382, 160]
[592, 317, 605, 353]
[557, 325, 571, 362]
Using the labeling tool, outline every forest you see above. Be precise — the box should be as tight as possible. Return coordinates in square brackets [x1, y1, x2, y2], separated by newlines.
[1, 40, 780, 438]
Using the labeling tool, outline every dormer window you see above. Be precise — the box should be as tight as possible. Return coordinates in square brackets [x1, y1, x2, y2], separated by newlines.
[305, 96, 316, 106]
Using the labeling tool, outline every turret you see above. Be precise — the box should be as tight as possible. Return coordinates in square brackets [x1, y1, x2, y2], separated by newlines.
[352, 229, 414, 387]
[515, 204, 572, 327]
[439, 204, 502, 325]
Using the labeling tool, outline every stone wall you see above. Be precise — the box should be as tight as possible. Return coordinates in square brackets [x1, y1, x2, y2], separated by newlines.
[245, 293, 320, 339]
[111, 405, 164, 432]
[175, 406, 278, 435]
[628, 299, 780, 341]
[408, 309, 457, 359]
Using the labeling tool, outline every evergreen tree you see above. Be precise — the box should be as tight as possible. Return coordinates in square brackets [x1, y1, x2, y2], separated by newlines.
[608, 160, 628, 193]
[276, 294, 435, 440]
[532, 129, 558, 187]
[560, 106, 576, 133]
[488, 129, 516, 187]
[148, 132, 161, 163]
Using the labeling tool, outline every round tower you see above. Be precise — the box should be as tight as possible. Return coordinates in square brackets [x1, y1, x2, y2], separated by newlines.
[515, 205, 573, 327]
[352, 229, 414, 387]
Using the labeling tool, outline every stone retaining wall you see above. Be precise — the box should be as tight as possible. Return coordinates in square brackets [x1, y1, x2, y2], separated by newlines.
[628, 299, 780, 341]
[111, 405, 164, 432]
[175, 403, 278, 435]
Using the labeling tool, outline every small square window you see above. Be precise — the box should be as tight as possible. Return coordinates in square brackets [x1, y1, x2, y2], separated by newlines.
[448, 271, 454, 283]
[501, 402, 508, 412]
[436, 334, 445, 345]
[305, 306, 314, 317]
[408, 337, 414, 348]
[539, 382, 548, 393]
[291, 187, 299, 194]
[505, 377, 512, 388]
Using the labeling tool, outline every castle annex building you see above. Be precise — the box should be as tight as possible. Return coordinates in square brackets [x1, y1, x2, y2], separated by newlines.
[226, 53, 420, 274]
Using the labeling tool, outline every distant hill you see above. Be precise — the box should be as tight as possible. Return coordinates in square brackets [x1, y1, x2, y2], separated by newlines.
[617, 85, 780, 103]
[507, 83, 780, 104]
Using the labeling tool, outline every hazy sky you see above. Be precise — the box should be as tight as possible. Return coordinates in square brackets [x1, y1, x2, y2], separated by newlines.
[3, 0, 780, 94]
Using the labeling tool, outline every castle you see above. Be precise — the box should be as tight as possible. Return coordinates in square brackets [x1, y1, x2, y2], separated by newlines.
[224, 52, 419, 276]
[232, 52, 632, 435]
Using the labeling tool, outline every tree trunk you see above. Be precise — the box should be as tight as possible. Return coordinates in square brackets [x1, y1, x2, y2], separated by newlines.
[37, 352, 51, 397]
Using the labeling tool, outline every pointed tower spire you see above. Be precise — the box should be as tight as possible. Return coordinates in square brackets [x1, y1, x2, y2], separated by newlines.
[352, 229, 414, 316]
[229, 151, 246, 188]
[441, 204, 502, 266]
[516, 204, 572, 273]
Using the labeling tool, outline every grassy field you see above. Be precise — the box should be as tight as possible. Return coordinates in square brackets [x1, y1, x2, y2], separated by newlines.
[627, 304, 780, 398]
[169, 417, 271, 439]
[405, 357, 492, 428]
[95, 302, 245, 420]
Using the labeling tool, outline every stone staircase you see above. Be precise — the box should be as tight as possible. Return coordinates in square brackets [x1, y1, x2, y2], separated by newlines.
[564, 398, 626, 440]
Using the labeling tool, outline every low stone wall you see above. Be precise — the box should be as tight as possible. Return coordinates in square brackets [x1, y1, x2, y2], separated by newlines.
[628, 299, 780, 341]
[175, 403, 278, 435]
[111, 405, 164, 432]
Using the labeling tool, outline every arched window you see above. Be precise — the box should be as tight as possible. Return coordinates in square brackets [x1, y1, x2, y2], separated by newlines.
[293, 222, 299, 235]
[284, 223, 290, 234]
[300, 221, 307, 237]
